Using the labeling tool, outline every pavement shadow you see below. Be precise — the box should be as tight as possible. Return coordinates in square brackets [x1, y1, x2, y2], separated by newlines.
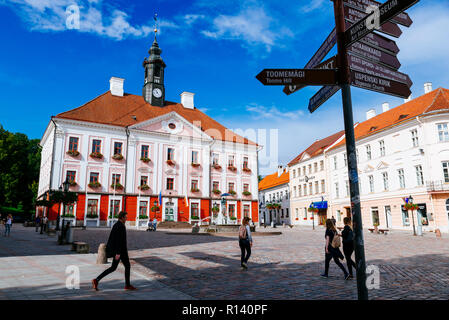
[132, 252, 449, 300]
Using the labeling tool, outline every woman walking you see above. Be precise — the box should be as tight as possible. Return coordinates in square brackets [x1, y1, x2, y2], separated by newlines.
[4, 214, 12, 237]
[238, 217, 253, 269]
[342, 217, 357, 278]
[321, 218, 349, 280]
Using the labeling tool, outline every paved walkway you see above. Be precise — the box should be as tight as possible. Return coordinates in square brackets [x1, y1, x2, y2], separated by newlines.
[1, 224, 449, 299]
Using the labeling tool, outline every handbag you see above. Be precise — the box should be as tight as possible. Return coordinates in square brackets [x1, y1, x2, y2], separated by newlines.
[331, 231, 341, 248]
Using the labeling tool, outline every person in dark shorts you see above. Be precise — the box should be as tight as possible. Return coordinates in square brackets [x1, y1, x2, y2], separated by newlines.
[321, 219, 349, 280]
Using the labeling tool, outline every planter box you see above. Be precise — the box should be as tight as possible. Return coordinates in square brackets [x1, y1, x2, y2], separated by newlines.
[138, 219, 149, 227]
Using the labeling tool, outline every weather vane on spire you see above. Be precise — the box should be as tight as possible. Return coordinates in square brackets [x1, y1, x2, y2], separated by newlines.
[153, 13, 158, 41]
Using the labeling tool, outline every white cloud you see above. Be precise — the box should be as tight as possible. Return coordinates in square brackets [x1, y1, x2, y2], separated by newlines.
[245, 103, 304, 121]
[398, 3, 449, 65]
[184, 14, 205, 25]
[301, 0, 326, 13]
[201, 7, 294, 52]
[1, 0, 179, 40]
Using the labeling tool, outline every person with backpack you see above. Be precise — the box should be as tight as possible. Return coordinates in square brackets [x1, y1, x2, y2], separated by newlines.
[238, 217, 253, 269]
[342, 217, 357, 278]
[92, 211, 136, 291]
[321, 218, 349, 280]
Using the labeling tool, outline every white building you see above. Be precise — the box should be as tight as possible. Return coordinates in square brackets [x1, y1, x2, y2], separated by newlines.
[288, 131, 344, 226]
[327, 84, 449, 233]
[258, 166, 290, 226]
[36, 38, 260, 228]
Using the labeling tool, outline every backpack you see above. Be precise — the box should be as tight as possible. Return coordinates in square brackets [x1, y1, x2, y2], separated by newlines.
[331, 231, 341, 248]
[239, 225, 247, 240]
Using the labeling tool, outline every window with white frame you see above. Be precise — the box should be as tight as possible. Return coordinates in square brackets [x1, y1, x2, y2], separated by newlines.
[315, 181, 319, 194]
[139, 201, 148, 217]
[438, 123, 449, 142]
[343, 153, 347, 167]
[243, 156, 249, 169]
[212, 153, 219, 165]
[321, 180, 325, 193]
[293, 186, 297, 197]
[228, 155, 235, 167]
[308, 164, 312, 174]
[298, 185, 302, 197]
[333, 156, 337, 170]
[304, 184, 307, 196]
[411, 129, 419, 147]
[320, 160, 324, 171]
[379, 140, 385, 157]
[303, 166, 306, 176]
[293, 170, 296, 178]
[443, 162, 449, 183]
[369, 175, 374, 193]
[345, 180, 350, 197]
[335, 182, 339, 198]
[87, 199, 98, 216]
[314, 162, 318, 173]
[167, 148, 175, 161]
[415, 165, 424, 186]
[309, 182, 313, 195]
[191, 151, 199, 164]
[398, 169, 405, 188]
[382, 172, 389, 191]
[366, 145, 372, 160]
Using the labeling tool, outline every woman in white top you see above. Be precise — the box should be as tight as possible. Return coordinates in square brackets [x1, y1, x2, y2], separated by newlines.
[5, 214, 12, 237]
[238, 217, 253, 269]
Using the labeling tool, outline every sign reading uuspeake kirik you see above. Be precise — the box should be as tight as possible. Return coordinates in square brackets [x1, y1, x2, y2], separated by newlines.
[351, 70, 412, 98]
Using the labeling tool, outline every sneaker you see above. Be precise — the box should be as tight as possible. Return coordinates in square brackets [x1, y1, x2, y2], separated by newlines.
[344, 274, 350, 280]
[91, 279, 99, 291]
[124, 285, 137, 290]
[320, 273, 328, 278]
[242, 262, 248, 269]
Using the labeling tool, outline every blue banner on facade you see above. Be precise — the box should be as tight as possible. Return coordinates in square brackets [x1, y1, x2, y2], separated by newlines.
[313, 201, 328, 209]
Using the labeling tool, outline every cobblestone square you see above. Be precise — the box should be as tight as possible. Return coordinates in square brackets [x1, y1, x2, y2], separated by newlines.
[1, 225, 448, 300]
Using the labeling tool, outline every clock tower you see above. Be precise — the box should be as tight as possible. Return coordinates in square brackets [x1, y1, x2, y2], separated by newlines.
[143, 36, 166, 106]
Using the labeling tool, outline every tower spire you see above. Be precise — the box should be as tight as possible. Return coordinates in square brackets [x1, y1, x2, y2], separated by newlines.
[153, 13, 158, 42]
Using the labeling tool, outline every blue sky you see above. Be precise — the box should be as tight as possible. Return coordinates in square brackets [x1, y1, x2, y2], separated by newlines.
[1, 0, 449, 175]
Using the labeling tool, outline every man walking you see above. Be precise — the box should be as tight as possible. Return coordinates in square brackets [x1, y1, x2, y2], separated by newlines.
[92, 211, 136, 291]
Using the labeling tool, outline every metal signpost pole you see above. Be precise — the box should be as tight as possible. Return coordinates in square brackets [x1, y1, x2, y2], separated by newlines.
[333, 0, 368, 300]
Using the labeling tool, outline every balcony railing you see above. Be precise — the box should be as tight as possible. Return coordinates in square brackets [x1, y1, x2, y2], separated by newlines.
[426, 180, 449, 192]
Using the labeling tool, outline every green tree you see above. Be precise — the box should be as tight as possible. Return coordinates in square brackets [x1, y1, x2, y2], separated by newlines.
[0, 124, 41, 215]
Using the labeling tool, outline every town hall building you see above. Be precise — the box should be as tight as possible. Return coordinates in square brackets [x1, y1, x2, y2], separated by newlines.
[36, 36, 259, 228]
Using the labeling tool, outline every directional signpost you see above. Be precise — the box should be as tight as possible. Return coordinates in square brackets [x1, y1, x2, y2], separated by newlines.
[256, 0, 419, 300]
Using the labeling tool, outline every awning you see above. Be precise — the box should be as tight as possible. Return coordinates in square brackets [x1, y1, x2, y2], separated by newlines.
[312, 201, 328, 209]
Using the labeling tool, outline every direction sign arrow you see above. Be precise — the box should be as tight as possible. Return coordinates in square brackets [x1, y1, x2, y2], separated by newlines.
[351, 70, 412, 99]
[309, 85, 341, 113]
[345, 6, 402, 38]
[344, 0, 413, 27]
[359, 31, 399, 55]
[345, 0, 419, 47]
[256, 69, 338, 86]
[348, 53, 412, 87]
[283, 28, 337, 95]
[349, 41, 401, 70]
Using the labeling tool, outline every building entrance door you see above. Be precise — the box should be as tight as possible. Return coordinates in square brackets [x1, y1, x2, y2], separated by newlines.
[385, 206, 392, 228]
[165, 201, 176, 221]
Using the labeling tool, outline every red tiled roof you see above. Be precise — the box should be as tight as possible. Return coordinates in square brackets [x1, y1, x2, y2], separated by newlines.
[331, 88, 449, 150]
[288, 130, 345, 166]
[258, 169, 289, 191]
[55, 91, 256, 145]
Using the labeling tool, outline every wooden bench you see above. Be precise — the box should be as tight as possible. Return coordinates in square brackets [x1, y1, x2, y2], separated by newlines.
[368, 228, 375, 233]
[378, 229, 389, 235]
[71, 241, 89, 253]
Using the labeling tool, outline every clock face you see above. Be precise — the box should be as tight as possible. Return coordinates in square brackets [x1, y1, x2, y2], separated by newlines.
[153, 88, 162, 98]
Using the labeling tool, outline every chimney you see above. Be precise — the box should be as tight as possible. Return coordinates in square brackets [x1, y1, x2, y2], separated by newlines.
[366, 108, 376, 120]
[181, 92, 195, 109]
[109, 77, 124, 96]
[424, 82, 433, 94]
[382, 102, 390, 113]
[404, 94, 412, 103]
[277, 165, 283, 177]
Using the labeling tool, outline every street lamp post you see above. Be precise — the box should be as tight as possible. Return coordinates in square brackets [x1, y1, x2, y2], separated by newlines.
[56, 178, 70, 231]
[310, 202, 315, 231]
[409, 195, 416, 236]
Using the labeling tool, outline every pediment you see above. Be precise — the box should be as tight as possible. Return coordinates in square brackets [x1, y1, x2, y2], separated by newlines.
[301, 153, 311, 161]
[130, 111, 212, 141]
[376, 161, 389, 170]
